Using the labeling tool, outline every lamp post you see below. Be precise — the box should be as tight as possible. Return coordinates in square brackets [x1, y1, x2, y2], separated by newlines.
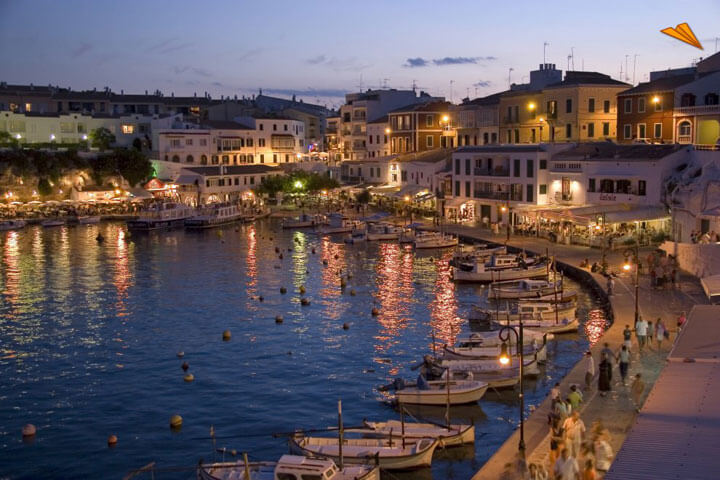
[498, 321, 525, 455]
[623, 240, 640, 324]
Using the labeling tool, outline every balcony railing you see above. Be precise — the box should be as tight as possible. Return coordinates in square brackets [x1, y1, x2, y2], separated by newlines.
[677, 135, 692, 144]
[675, 105, 720, 115]
[473, 191, 522, 201]
[474, 167, 510, 177]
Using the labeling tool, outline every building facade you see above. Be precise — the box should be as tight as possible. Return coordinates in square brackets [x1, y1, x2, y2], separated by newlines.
[387, 101, 453, 154]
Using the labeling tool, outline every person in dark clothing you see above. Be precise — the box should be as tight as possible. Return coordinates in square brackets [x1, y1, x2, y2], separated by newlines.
[598, 353, 612, 396]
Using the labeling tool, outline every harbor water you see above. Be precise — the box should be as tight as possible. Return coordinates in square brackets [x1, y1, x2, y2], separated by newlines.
[0, 220, 607, 479]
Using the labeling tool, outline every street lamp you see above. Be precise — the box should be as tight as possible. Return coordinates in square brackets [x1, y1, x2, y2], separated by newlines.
[294, 180, 303, 189]
[538, 117, 545, 143]
[385, 127, 391, 134]
[497, 322, 525, 454]
[651, 95, 660, 104]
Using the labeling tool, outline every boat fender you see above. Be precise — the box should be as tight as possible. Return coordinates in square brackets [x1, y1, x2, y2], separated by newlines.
[170, 415, 183, 429]
[107, 435, 118, 447]
[222, 330, 231, 341]
[275, 315, 283, 324]
[22, 424, 36, 438]
[183, 373, 194, 382]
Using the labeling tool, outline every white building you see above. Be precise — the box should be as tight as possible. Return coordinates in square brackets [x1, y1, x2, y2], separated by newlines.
[366, 116, 390, 158]
[156, 117, 306, 167]
[0, 110, 182, 148]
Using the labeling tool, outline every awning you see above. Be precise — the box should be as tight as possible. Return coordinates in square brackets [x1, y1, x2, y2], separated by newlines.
[394, 185, 429, 198]
[444, 197, 471, 208]
[701, 275, 720, 300]
[128, 187, 154, 199]
[603, 206, 669, 224]
[417, 192, 435, 202]
[368, 184, 400, 195]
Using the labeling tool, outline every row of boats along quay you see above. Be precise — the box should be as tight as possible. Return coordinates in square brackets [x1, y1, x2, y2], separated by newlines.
[0, 204, 610, 480]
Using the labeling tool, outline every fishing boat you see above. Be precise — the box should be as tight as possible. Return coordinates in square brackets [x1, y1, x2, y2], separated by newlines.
[414, 231, 459, 249]
[127, 202, 195, 231]
[523, 290, 578, 304]
[289, 435, 438, 470]
[359, 420, 474, 447]
[440, 355, 542, 377]
[319, 214, 355, 234]
[398, 227, 416, 244]
[198, 454, 380, 480]
[76, 215, 101, 225]
[0, 219, 26, 231]
[41, 218, 65, 227]
[442, 336, 548, 363]
[470, 300, 577, 325]
[392, 379, 488, 406]
[449, 330, 551, 349]
[281, 213, 325, 229]
[452, 255, 550, 283]
[185, 204, 245, 229]
[489, 278, 564, 299]
[449, 244, 507, 267]
[366, 223, 403, 241]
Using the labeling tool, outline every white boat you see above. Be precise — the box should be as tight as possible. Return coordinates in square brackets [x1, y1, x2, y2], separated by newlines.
[360, 420, 475, 447]
[440, 356, 542, 377]
[490, 316, 580, 334]
[366, 223, 403, 241]
[489, 278, 564, 299]
[185, 204, 245, 229]
[198, 454, 379, 480]
[76, 215, 101, 224]
[414, 231, 459, 249]
[443, 337, 548, 363]
[450, 244, 506, 267]
[0, 219, 27, 231]
[41, 219, 65, 227]
[281, 213, 325, 229]
[290, 435, 437, 470]
[471, 300, 577, 325]
[452, 255, 550, 283]
[393, 379, 488, 405]
[398, 227, 415, 243]
[127, 202, 195, 231]
[452, 330, 551, 349]
[319, 214, 355, 234]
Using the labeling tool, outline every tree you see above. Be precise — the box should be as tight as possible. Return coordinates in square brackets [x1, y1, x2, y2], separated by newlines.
[132, 138, 142, 151]
[37, 178, 52, 196]
[114, 148, 153, 187]
[355, 189, 371, 205]
[0, 131, 18, 147]
[89, 127, 116, 151]
[88, 154, 118, 185]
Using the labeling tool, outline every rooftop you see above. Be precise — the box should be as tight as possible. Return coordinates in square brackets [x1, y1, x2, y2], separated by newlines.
[459, 91, 506, 106]
[184, 165, 282, 176]
[553, 142, 685, 160]
[618, 74, 697, 96]
[388, 100, 451, 114]
[200, 120, 252, 130]
[545, 71, 630, 88]
[605, 305, 720, 480]
[456, 145, 546, 153]
[393, 148, 453, 163]
[367, 115, 388, 124]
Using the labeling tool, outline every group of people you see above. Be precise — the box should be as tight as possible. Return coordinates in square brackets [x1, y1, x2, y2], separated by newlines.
[689, 229, 719, 244]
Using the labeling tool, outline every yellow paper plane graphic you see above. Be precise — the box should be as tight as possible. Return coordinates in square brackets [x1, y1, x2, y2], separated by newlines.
[661, 22, 703, 49]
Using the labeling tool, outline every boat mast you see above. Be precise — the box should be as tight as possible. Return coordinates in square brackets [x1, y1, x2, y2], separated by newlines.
[553, 256, 559, 325]
[243, 452, 251, 480]
[338, 399, 344, 470]
[400, 402, 406, 448]
[445, 368, 451, 428]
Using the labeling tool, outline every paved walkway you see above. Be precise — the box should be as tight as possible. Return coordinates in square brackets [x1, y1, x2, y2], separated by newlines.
[421, 224, 707, 479]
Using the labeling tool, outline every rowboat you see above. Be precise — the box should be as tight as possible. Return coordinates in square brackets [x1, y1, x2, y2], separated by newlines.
[366, 223, 403, 241]
[414, 232, 459, 249]
[198, 454, 380, 480]
[41, 219, 65, 227]
[281, 213, 325, 229]
[440, 355, 542, 377]
[360, 420, 475, 447]
[0, 219, 26, 231]
[393, 379, 488, 405]
[289, 435, 438, 470]
[452, 255, 550, 283]
[443, 337, 547, 363]
[470, 301, 577, 325]
[488, 278, 563, 299]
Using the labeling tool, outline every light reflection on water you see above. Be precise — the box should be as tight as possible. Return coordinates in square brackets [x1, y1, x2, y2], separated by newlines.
[0, 221, 606, 480]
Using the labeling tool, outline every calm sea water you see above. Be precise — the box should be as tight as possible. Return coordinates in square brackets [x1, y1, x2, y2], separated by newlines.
[0, 220, 607, 480]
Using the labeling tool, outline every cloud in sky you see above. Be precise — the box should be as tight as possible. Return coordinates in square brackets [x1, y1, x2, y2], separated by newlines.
[263, 87, 348, 98]
[404, 56, 497, 67]
[71, 42, 92, 58]
[148, 38, 193, 55]
[172, 66, 212, 77]
[305, 55, 370, 71]
[473, 80, 492, 87]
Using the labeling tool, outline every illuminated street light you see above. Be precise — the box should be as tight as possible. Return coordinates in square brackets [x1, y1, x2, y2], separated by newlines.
[294, 180, 303, 189]
[528, 102, 536, 111]
[296, 153, 302, 159]
[15, 134, 21, 140]
[442, 115, 449, 123]
[501, 205, 507, 212]
[385, 127, 391, 134]
[623, 261, 632, 272]
[49, 134, 56, 141]
[498, 342, 510, 365]
[404, 195, 411, 202]
[651, 95, 660, 104]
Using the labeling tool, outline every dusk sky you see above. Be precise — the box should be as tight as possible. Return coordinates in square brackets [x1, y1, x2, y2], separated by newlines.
[1, 0, 719, 108]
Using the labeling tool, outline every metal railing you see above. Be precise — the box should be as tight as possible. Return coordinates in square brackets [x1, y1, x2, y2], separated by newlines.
[474, 167, 510, 177]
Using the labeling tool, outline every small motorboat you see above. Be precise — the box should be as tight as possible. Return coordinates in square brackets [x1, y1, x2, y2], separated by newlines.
[281, 213, 325, 229]
[452, 255, 550, 283]
[185, 204, 245, 229]
[290, 434, 438, 470]
[198, 454, 380, 480]
[414, 232, 459, 249]
[360, 420, 475, 447]
[470, 300, 577, 325]
[127, 202, 195, 231]
[392, 379, 488, 406]
[41, 219, 65, 227]
[366, 222, 403, 241]
[319, 213, 355, 234]
[0, 219, 27, 231]
[489, 278, 563, 299]
[398, 227, 415, 244]
[443, 336, 548, 363]
[76, 215, 101, 225]
[440, 355, 542, 377]
[449, 244, 506, 267]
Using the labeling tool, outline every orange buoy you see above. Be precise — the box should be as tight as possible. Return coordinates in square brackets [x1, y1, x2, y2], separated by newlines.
[222, 330, 231, 341]
[184, 373, 195, 382]
[170, 415, 183, 429]
[107, 435, 118, 447]
[22, 424, 36, 437]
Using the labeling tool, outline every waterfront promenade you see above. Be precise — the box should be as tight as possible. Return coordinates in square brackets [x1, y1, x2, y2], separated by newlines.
[424, 223, 708, 479]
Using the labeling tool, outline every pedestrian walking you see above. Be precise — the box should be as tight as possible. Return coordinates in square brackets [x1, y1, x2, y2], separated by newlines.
[606, 276, 614, 296]
[562, 411, 586, 458]
[568, 384, 583, 411]
[582, 459, 597, 480]
[593, 434, 614, 473]
[584, 351, 595, 391]
[598, 353, 612, 396]
[551, 381, 562, 401]
[622, 325, 633, 351]
[528, 462, 549, 480]
[635, 316, 648, 354]
[600, 342, 614, 368]
[677, 311, 687, 333]
[617, 345, 631, 385]
[631, 373, 645, 412]
[656, 318, 668, 349]
[646, 320, 655, 350]
[554, 447, 581, 480]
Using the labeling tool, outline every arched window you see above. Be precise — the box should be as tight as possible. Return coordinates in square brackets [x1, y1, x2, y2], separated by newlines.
[212, 155, 219, 165]
[186, 155, 194, 163]
[705, 93, 719, 106]
[679, 121, 692, 136]
[201, 155, 208, 165]
[171, 155, 180, 163]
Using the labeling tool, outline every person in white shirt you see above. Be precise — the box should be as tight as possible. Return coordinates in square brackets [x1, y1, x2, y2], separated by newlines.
[635, 317, 648, 353]
[554, 447, 580, 480]
[594, 435, 614, 472]
[562, 411, 586, 457]
[584, 351, 595, 390]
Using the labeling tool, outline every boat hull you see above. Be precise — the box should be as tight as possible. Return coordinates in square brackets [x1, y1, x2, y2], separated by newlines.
[394, 381, 488, 406]
[441, 357, 541, 377]
[127, 218, 187, 231]
[443, 342, 547, 363]
[185, 215, 245, 229]
[453, 265, 549, 283]
[491, 317, 580, 334]
[361, 421, 475, 447]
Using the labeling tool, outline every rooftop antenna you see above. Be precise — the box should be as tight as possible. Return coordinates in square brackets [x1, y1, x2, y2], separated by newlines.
[632, 54, 639, 85]
[567, 54, 571, 71]
[619, 62, 623, 80]
[624, 55, 630, 82]
[570, 47, 575, 70]
[474, 86, 478, 97]
[716, 37, 719, 52]
[508, 68, 514, 88]
[412, 79, 417, 93]
[357, 74, 363, 92]
[449, 80, 454, 103]
[543, 41, 549, 64]
[382, 78, 390, 88]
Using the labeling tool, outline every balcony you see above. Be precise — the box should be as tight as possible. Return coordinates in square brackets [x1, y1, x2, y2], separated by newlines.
[550, 162, 583, 173]
[473, 191, 522, 201]
[675, 105, 720, 115]
[474, 167, 510, 177]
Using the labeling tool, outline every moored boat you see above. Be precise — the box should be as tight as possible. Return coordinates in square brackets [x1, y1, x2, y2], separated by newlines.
[185, 204, 245, 229]
[127, 202, 195, 231]
[398, 227, 415, 243]
[488, 278, 563, 299]
[0, 219, 27, 231]
[360, 420, 475, 447]
[470, 300, 577, 325]
[76, 215, 101, 225]
[319, 214, 355, 234]
[440, 355, 542, 377]
[414, 232, 458, 249]
[366, 223, 403, 241]
[449, 244, 507, 267]
[41, 218, 65, 227]
[452, 255, 550, 283]
[281, 213, 325, 229]
[392, 379, 488, 405]
[289, 435, 438, 470]
[198, 454, 380, 480]
[443, 337, 548, 363]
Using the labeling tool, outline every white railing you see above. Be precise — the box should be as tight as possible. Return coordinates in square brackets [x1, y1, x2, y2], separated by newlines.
[675, 105, 720, 115]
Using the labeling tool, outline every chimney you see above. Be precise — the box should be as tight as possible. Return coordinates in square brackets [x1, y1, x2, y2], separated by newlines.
[30, 83, 34, 90]
[145, 90, 148, 95]
[121, 89, 124, 95]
